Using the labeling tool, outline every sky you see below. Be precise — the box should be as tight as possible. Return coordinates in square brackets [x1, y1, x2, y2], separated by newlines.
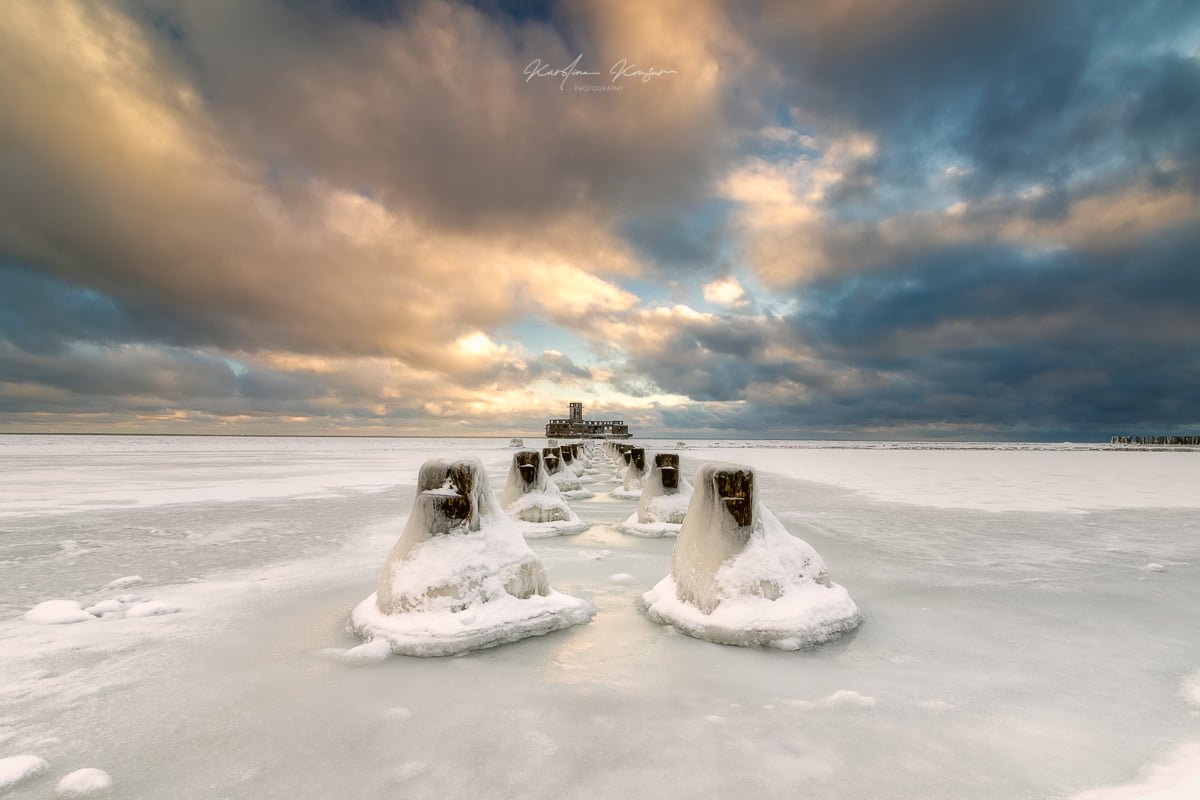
[1, 0, 1198, 440]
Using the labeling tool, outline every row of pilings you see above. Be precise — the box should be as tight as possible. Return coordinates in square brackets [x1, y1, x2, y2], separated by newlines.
[1110, 435, 1200, 446]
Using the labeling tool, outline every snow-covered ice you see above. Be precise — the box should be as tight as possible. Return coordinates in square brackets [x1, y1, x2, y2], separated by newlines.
[55, 768, 113, 797]
[641, 463, 861, 649]
[2, 435, 1199, 799]
[349, 458, 595, 656]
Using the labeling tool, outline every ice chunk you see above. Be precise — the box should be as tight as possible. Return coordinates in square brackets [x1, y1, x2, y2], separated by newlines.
[342, 637, 392, 666]
[84, 599, 125, 617]
[821, 690, 876, 708]
[24, 600, 95, 624]
[500, 450, 587, 537]
[0, 755, 49, 791]
[350, 458, 595, 656]
[56, 768, 113, 797]
[640, 462, 861, 649]
[608, 573, 635, 584]
[619, 452, 693, 536]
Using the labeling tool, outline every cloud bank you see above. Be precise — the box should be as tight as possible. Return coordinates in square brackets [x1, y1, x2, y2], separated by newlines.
[0, 0, 1197, 438]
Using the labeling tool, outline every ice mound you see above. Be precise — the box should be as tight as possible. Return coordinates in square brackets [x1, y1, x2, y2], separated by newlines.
[0, 755, 48, 791]
[56, 767, 113, 797]
[640, 463, 861, 649]
[500, 450, 587, 537]
[24, 600, 95, 625]
[542, 447, 593, 499]
[350, 458, 595, 656]
[611, 447, 649, 499]
[619, 452, 693, 536]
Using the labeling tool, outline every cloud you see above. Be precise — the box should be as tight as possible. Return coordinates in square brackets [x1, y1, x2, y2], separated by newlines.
[702, 276, 748, 307]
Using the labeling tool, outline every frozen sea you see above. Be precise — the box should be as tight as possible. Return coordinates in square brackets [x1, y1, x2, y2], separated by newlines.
[2, 435, 1198, 799]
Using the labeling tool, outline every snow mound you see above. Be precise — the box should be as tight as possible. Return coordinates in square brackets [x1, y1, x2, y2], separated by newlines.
[0, 755, 49, 791]
[640, 462, 861, 649]
[24, 600, 95, 625]
[619, 452, 693, 537]
[56, 768, 113, 797]
[350, 458, 595, 656]
[500, 450, 588, 537]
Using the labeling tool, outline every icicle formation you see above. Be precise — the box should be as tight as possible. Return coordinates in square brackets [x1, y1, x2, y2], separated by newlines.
[618, 452, 693, 537]
[640, 462, 861, 649]
[350, 457, 595, 656]
[501, 450, 587, 537]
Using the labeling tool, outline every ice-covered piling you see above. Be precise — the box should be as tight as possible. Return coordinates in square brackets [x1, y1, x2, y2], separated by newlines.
[350, 457, 594, 656]
[619, 452, 693, 537]
[501, 450, 586, 536]
[613, 446, 648, 498]
[641, 462, 861, 649]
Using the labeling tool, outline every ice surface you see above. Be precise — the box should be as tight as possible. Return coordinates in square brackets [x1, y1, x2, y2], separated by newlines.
[55, 767, 113, 797]
[1071, 742, 1200, 799]
[350, 458, 595, 656]
[0, 755, 48, 791]
[641, 463, 861, 649]
[2, 435, 1199, 799]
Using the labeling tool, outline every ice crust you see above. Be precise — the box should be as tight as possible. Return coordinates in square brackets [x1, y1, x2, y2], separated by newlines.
[641, 462, 861, 649]
[619, 458, 693, 537]
[500, 451, 587, 537]
[350, 457, 595, 656]
[4, 435, 1199, 799]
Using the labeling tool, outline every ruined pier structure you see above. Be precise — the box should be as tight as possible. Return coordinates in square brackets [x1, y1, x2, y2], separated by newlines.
[545, 402, 632, 439]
